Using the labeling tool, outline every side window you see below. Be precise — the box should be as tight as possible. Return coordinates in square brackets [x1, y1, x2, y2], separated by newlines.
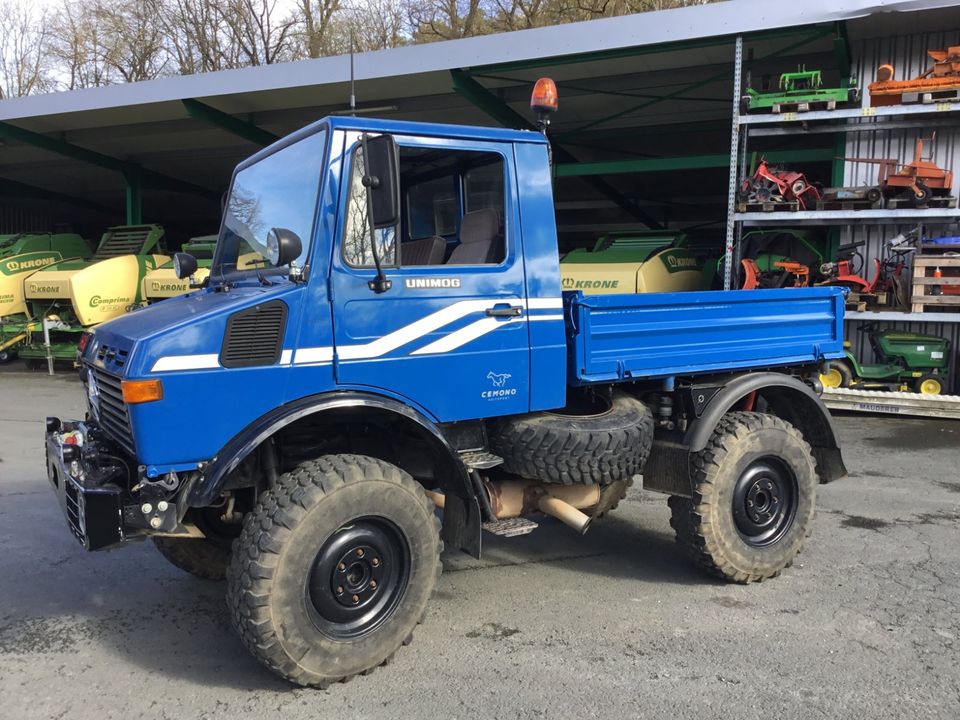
[342, 145, 397, 268]
[342, 142, 507, 268]
[408, 177, 457, 240]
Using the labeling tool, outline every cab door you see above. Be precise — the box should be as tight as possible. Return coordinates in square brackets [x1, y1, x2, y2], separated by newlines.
[328, 131, 537, 423]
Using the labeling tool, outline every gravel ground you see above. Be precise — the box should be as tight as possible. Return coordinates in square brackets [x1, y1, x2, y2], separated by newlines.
[1, 366, 959, 720]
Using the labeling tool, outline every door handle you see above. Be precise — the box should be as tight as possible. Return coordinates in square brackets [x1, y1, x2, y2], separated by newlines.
[486, 305, 523, 317]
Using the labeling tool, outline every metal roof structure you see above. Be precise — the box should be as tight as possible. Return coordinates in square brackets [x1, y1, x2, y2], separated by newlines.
[0, 0, 956, 245]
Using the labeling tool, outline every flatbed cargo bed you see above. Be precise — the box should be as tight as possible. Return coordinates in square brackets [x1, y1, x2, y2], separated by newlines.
[566, 287, 845, 384]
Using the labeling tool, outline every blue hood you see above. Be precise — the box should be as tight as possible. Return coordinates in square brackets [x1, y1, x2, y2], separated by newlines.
[86, 282, 301, 377]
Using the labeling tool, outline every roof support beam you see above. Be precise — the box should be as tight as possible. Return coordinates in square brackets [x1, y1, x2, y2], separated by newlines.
[0, 176, 116, 215]
[555, 148, 836, 177]
[450, 70, 663, 229]
[0, 121, 217, 199]
[182, 99, 279, 147]
[572, 26, 834, 134]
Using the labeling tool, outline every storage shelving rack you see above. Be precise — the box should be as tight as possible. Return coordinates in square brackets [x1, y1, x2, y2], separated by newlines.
[724, 34, 960, 316]
[722, 35, 960, 407]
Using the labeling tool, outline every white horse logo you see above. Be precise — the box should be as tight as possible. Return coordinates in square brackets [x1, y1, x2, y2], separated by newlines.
[487, 372, 512, 387]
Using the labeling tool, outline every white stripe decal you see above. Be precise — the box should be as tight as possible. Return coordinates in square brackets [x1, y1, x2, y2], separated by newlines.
[154, 298, 563, 371]
[527, 298, 564, 310]
[412, 316, 522, 355]
[336, 298, 510, 360]
[151, 354, 220, 372]
[294, 346, 334, 364]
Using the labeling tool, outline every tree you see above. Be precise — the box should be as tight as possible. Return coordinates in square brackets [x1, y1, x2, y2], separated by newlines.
[0, 0, 52, 97]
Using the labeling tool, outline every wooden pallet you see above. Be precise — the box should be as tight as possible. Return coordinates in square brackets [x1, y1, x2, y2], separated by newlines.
[921, 88, 960, 103]
[887, 195, 958, 210]
[911, 255, 960, 312]
[815, 198, 881, 211]
[772, 99, 841, 113]
[736, 200, 800, 213]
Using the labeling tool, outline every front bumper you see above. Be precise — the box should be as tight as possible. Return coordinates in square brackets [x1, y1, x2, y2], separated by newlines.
[45, 418, 134, 550]
[44, 416, 197, 551]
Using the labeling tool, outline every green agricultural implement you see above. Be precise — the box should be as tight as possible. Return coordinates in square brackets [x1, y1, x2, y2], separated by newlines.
[820, 324, 950, 395]
[560, 230, 705, 294]
[12, 224, 168, 367]
[742, 67, 861, 114]
[0, 232, 92, 362]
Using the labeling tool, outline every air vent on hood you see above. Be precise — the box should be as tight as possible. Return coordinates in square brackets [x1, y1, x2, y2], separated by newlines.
[220, 300, 287, 369]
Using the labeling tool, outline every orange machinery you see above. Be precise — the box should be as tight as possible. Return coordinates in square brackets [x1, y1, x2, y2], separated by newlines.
[845, 137, 952, 204]
[870, 47, 960, 105]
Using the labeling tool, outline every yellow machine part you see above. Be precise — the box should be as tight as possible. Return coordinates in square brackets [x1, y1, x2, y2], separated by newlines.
[0, 252, 65, 318]
[140, 252, 262, 302]
[141, 267, 211, 301]
[25, 254, 168, 326]
[561, 250, 703, 295]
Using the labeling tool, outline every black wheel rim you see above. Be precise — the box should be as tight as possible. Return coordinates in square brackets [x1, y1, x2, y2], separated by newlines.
[731, 457, 798, 547]
[307, 517, 410, 640]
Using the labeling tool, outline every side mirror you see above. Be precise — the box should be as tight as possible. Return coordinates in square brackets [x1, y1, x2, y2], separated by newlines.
[266, 228, 302, 267]
[173, 252, 198, 280]
[363, 134, 400, 229]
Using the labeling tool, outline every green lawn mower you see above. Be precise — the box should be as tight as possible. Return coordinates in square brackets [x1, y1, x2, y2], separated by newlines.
[820, 323, 950, 395]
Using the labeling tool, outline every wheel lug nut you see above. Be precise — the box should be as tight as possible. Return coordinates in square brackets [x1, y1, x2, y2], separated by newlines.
[369, 580, 377, 589]
[747, 500, 753, 507]
[352, 595, 360, 604]
[356, 549, 365, 558]
[372, 558, 380, 567]
[338, 563, 346, 571]
[336, 586, 344, 594]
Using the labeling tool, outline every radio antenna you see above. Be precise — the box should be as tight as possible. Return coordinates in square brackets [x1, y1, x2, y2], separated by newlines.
[349, 32, 356, 116]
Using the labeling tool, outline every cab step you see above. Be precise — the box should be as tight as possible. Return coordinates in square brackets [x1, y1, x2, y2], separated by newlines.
[459, 450, 504, 470]
[482, 517, 539, 537]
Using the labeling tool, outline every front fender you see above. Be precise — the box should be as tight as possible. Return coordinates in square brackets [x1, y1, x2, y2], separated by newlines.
[188, 390, 473, 506]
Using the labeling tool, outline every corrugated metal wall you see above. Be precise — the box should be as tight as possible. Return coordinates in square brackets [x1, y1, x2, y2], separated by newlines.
[0, 202, 54, 234]
[842, 30, 960, 392]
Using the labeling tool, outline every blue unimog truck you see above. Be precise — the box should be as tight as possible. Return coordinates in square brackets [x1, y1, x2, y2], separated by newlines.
[45, 90, 847, 686]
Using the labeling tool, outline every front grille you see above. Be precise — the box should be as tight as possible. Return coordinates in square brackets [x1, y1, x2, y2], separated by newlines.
[92, 368, 136, 455]
[63, 480, 84, 544]
[220, 300, 287, 368]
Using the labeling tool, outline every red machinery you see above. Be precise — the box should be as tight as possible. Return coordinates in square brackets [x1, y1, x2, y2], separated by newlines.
[739, 159, 821, 209]
[869, 47, 960, 105]
[845, 137, 953, 205]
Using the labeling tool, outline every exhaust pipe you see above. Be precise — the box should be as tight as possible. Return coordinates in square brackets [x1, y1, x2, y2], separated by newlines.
[485, 479, 599, 535]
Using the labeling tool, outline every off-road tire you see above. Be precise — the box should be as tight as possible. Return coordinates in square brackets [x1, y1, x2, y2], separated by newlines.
[488, 391, 654, 485]
[153, 537, 231, 581]
[668, 412, 817, 583]
[226, 454, 442, 687]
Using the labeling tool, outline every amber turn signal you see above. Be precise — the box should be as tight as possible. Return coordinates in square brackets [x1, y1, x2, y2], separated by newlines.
[121, 379, 164, 404]
[530, 77, 559, 114]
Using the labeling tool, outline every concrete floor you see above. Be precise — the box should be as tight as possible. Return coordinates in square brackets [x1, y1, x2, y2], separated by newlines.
[1, 367, 959, 720]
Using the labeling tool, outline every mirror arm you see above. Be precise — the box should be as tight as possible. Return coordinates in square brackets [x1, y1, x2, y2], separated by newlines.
[360, 133, 392, 294]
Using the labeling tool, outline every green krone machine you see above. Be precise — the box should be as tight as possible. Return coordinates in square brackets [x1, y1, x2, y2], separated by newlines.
[560, 231, 706, 294]
[741, 67, 861, 114]
[820, 325, 950, 395]
[14, 224, 168, 367]
[0, 232, 92, 362]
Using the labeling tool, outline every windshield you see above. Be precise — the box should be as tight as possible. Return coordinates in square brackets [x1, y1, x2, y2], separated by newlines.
[212, 128, 327, 278]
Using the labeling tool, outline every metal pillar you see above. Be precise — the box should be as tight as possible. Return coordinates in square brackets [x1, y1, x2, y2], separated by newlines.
[125, 167, 143, 225]
[723, 35, 744, 291]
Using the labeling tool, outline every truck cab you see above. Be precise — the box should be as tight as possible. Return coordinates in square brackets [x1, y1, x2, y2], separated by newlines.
[46, 112, 846, 688]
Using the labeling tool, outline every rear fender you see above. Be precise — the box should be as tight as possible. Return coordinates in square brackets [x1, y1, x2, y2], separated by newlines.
[682, 372, 847, 484]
